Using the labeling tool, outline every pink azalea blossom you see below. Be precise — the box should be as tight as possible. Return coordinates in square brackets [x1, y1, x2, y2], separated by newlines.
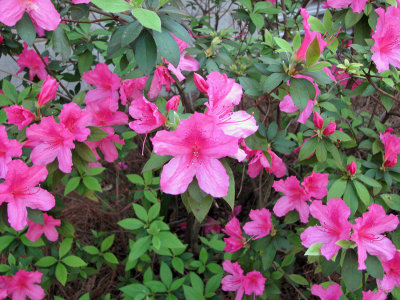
[59, 102, 91, 142]
[0, 275, 10, 299]
[323, 0, 351, 10]
[221, 260, 245, 300]
[311, 283, 342, 300]
[26, 212, 61, 242]
[0, 160, 55, 231]
[378, 250, 400, 292]
[243, 208, 273, 239]
[26, 116, 75, 173]
[313, 111, 324, 129]
[86, 101, 128, 127]
[301, 198, 352, 260]
[302, 171, 329, 200]
[151, 113, 238, 197]
[223, 217, 245, 253]
[362, 290, 387, 300]
[242, 270, 266, 297]
[148, 66, 174, 99]
[17, 43, 48, 81]
[5, 105, 35, 130]
[193, 73, 209, 93]
[296, 8, 327, 61]
[120, 76, 148, 105]
[247, 149, 286, 178]
[351, 203, 399, 270]
[323, 122, 336, 135]
[86, 127, 124, 163]
[166, 95, 180, 112]
[272, 176, 310, 223]
[0, 0, 60, 31]
[0, 125, 22, 179]
[8, 270, 45, 300]
[371, 6, 400, 72]
[83, 63, 121, 110]
[331, 65, 361, 90]
[128, 96, 166, 134]
[380, 129, 400, 167]
[37, 75, 59, 107]
[204, 217, 222, 235]
[347, 161, 357, 175]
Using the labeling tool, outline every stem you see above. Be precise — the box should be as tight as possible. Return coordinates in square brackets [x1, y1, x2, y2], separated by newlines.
[61, 17, 116, 23]
[271, 263, 308, 300]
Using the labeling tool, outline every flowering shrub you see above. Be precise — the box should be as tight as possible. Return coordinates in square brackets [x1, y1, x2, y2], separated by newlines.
[1, 0, 400, 299]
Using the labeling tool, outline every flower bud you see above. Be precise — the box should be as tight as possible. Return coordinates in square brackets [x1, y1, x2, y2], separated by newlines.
[323, 122, 336, 135]
[346, 161, 357, 175]
[384, 157, 397, 168]
[37, 75, 59, 107]
[313, 112, 324, 129]
[385, 127, 394, 134]
[193, 73, 209, 94]
[166, 95, 180, 112]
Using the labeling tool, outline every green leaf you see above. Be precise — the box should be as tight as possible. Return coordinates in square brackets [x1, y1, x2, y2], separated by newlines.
[120, 283, 150, 297]
[336, 239, 356, 249]
[298, 137, 318, 161]
[135, 31, 157, 75]
[133, 203, 148, 222]
[221, 159, 235, 209]
[86, 126, 109, 142]
[250, 13, 264, 29]
[315, 141, 327, 162]
[153, 29, 180, 67]
[160, 15, 192, 44]
[56, 263, 68, 286]
[288, 274, 309, 285]
[83, 176, 102, 192]
[262, 73, 286, 93]
[128, 236, 151, 263]
[365, 255, 384, 279]
[290, 78, 315, 111]
[62, 255, 87, 268]
[357, 174, 382, 188]
[64, 177, 81, 195]
[78, 51, 93, 75]
[344, 182, 358, 216]
[304, 243, 322, 256]
[274, 37, 292, 52]
[118, 218, 145, 230]
[103, 252, 119, 264]
[83, 246, 99, 255]
[91, 0, 131, 12]
[381, 194, 400, 211]
[142, 154, 172, 172]
[16, 13, 36, 46]
[160, 262, 173, 287]
[75, 142, 97, 163]
[305, 37, 320, 66]
[353, 180, 371, 206]
[132, 8, 161, 32]
[101, 234, 115, 252]
[185, 180, 213, 222]
[2, 80, 17, 103]
[172, 257, 184, 274]
[148, 203, 160, 222]
[52, 26, 71, 61]
[59, 238, 73, 258]
[238, 0, 252, 10]
[127, 174, 144, 185]
[342, 249, 362, 292]
[158, 232, 186, 250]
[27, 208, 44, 225]
[121, 21, 143, 48]
[327, 178, 347, 199]
[345, 9, 363, 28]
[35, 256, 57, 267]
[205, 274, 222, 296]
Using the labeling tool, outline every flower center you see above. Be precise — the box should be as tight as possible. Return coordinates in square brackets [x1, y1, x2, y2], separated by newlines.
[187, 143, 202, 167]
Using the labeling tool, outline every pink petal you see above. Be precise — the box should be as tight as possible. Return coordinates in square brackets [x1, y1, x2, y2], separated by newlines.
[196, 158, 230, 198]
[160, 156, 196, 195]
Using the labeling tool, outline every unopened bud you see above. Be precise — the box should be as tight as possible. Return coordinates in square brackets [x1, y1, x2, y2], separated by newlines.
[313, 112, 324, 129]
[346, 161, 357, 175]
[323, 122, 336, 135]
[193, 73, 209, 94]
[166, 95, 180, 112]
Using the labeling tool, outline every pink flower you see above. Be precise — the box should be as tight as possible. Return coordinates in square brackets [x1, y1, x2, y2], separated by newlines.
[323, 0, 351, 10]
[0, 275, 10, 299]
[371, 6, 400, 73]
[311, 283, 342, 300]
[193, 73, 209, 93]
[83, 63, 121, 110]
[247, 149, 286, 178]
[151, 113, 238, 197]
[378, 250, 400, 292]
[26, 212, 61, 242]
[17, 43, 48, 81]
[0, 160, 55, 231]
[59, 103, 91, 142]
[302, 171, 329, 200]
[243, 208, 273, 239]
[204, 217, 222, 235]
[148, 66, 174, 99]
[221, 260, 245, 300]
[128, 96, 166, 134]
[331, 65, 361, 90]
[223, 217, 245, 253]
[8, 270, 45, 300]
[37, 75, 59, 107]
[362, 290, 387, 300]
[166, 95, 180, 112]
[296, 9, 327, 61]
[351, 203, 399, 270]
[313, 112, 324, 129]
[0, 0, 60, 31]
[347, 161, 357, 175]
[301, 198, 352, 260]
[0, 125, 22, 179]
[323, 122, 336, 135]
[86, 127, 124, 163]
[0, 35, 3, 45]
[26, 116, 75, 173]
[86, 101, 128, 127]
[380, 129, 400, 167]
[120, 76, 148, 105]
[5, 105, 35, 130]
[242, 270, 266, 296]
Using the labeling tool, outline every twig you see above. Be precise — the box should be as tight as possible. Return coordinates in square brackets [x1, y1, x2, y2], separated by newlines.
[364, 73, 400, 105]
[61, 17, 116, 24]
[271, 263, 308, 300]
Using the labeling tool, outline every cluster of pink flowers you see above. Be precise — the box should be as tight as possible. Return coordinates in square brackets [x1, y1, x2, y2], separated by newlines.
[380, 128, 400, 168]
[0, 269, 45, 300]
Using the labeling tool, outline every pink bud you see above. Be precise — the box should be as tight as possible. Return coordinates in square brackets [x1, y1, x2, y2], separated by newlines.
[313, 112, 324, 129]
[323, 122, 336, 135]
[166, 95, 180, 112]
[193, 73, 209, 94]
[0, 35, 3, 44]
[346, 161, 357, 175]
[384, 157, 397, 168]
[37, 75, 59, 107]
[385, 127, 394, 134]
